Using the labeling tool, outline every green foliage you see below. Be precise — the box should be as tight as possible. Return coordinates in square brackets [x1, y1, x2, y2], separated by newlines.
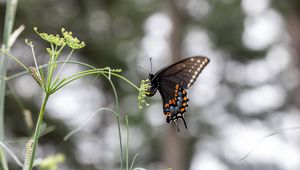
[1, 27, 146, 170]
[39, 154, 65, 170]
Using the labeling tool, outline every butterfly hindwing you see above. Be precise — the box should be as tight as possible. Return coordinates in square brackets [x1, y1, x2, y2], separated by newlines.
[158, 80, 189, 128]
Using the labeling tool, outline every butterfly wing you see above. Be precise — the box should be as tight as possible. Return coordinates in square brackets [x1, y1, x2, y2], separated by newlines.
[158, 79, 189, 128]
[154, 56, 210, 89]
[153, 56, 210, 129]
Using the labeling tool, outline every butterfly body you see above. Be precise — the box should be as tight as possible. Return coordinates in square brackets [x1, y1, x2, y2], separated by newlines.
[146, 56, 210, 129]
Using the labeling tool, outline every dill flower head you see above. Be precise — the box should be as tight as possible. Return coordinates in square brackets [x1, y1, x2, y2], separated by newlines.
[138, 79, 151, 109]
[62, 28, 85, 49]
[34, 27, 66, 47]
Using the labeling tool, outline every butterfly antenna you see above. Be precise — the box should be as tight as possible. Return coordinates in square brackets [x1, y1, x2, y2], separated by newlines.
[150, 57, 153, 73]
[138, 66, 149, 73]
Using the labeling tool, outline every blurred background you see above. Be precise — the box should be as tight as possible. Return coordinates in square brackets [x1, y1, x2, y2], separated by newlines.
[1, 0, 300, 169]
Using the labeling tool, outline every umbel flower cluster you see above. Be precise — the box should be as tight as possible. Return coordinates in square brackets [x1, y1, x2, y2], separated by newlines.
[138, 79, 151, 109]
[25, 28, 86, 93]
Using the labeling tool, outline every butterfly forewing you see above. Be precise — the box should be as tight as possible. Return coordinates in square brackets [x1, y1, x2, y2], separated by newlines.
[156, 56, 210, 89]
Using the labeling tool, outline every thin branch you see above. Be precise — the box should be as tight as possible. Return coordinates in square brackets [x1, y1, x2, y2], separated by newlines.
[0, 141, 23, 167]
[63, 107, 117, 141]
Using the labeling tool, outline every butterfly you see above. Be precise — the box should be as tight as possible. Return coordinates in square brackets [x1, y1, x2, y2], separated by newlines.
[146, 56, 210, 130]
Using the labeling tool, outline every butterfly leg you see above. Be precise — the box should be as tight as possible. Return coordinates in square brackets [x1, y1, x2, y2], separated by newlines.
[181, 116, 187, 129]
[174, 120, 180, 132]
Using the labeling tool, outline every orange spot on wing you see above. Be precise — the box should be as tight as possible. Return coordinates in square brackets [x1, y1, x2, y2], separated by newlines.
[172, 99, 176, 105]
[182, 103, 187, 107]
[181, 108, 185, 112]
[183, 97, 188, 101]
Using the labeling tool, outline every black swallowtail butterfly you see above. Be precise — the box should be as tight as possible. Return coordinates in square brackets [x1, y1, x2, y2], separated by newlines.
[146, 56, 210, 130]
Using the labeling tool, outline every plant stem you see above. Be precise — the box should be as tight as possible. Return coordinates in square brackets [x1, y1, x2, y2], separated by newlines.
[46, 61, 55, 92]
[106, 75, 123, 170]
[28, 42, 39, 70]
[53, 49, 74, 82]
[63, 107, 118, 141]
[27, 93, 50, 170]
[0, 0, 19, 169]
[125, 115, 129, 170]
[129, 153, 139, 170]
[3, 0, 18, 50]
[0, 49, 28, 71]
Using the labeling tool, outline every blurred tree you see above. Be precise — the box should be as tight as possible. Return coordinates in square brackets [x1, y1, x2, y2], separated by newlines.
[161, 1, 189, 170]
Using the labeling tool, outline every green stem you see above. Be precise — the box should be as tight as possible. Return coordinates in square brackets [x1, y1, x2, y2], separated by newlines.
[105, 75, 123, 170]
[0, 0, 19, 169]
[50, 69, 139, 94]
[125, 115, 129, 170]
[0, 48, 8, 170]
[3, 0, 18, 50]
[63, 107, 118, 141]
[27, 93, 50, 170]
[46, 45, 55, 92]
[50, 69, 106, 93]
[129, 153, 139, 170]
[52, 49, 74, 83]
[6, 60, 140, 91]
[117, 115, 123, 170]
[55, 44, 66, 60]
[109, 72, 139, 90]
[0, 49, 28, 71]
[26, 42, 38, 68]
[46, 61, 55, 92]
